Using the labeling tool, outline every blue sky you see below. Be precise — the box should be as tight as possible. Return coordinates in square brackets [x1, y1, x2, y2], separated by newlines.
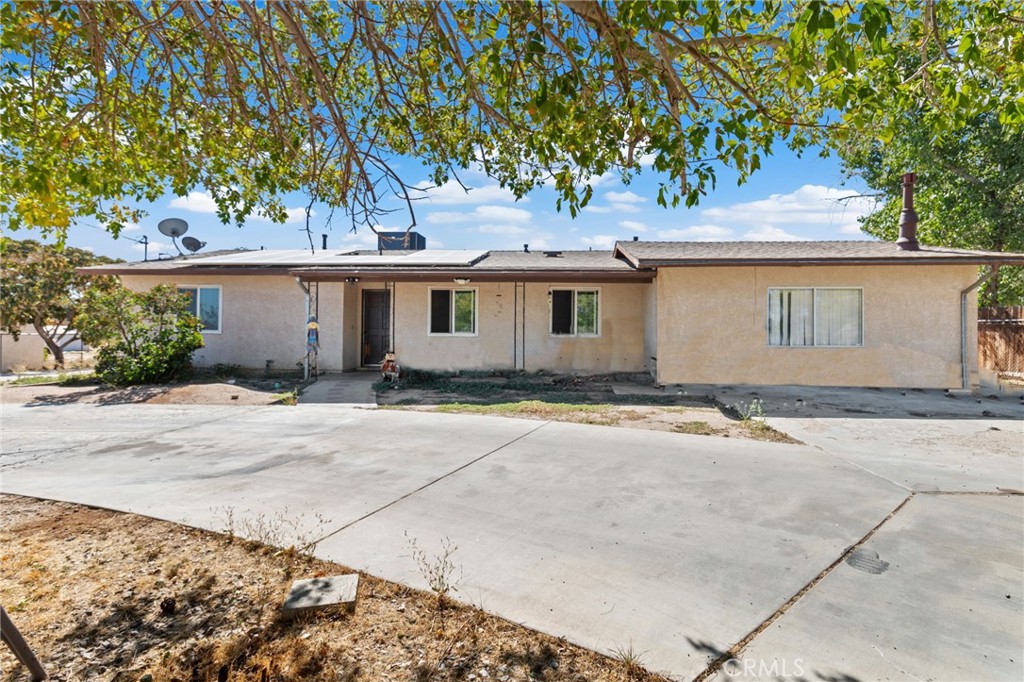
[24, 144, 878, 261]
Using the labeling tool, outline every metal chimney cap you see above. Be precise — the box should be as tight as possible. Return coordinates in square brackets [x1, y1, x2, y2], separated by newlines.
[896, 172, 920, 251]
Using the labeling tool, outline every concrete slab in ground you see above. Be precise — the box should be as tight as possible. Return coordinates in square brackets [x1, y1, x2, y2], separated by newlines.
[681, 385, 1024, 493]
[281, 574, 358, 616]
[713, 493, 1024, 682]
[316, 420, 909, 679]
[769, 417, 1023, 493]
[3, 399, 1020, 681]
[1, 403, 538, 537]
[299, 373, 378, 406]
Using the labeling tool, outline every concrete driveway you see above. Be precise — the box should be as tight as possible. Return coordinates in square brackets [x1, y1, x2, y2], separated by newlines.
[2, 390, 1021, 681]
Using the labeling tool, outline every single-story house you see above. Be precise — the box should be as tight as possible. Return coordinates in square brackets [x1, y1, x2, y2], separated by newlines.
[81, 231, 1024, 389]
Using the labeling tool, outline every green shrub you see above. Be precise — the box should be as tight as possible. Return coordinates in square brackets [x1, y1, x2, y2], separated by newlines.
[78, 285, 204, 386]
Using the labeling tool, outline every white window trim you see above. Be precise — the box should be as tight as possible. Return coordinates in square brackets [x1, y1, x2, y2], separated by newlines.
[177, 284, 223, 335]
[766, 286, 864, 348]
[426, 287, 479, 337]
[548, 287, 601, 338]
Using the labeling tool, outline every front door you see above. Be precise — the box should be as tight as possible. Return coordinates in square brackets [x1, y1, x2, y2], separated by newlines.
[362, 289, 390, 365]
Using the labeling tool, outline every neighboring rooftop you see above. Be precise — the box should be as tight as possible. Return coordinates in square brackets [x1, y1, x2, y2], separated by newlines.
[614, 240, 1024, 267]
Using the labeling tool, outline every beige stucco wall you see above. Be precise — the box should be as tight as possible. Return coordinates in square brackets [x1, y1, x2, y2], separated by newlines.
[120, 274, 318, 371]
[642, 281, 657, 376]
[655, 264, 980, 388]
[342, 282, 359, 370]
[356, 280, 647, 373]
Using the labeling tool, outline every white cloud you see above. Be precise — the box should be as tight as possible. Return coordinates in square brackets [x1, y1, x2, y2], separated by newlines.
[604, 190, 645, 204]
[657, 225, 735, 241]
[580, 235, 619, 249]
[741, 226, 806, 241]
[476, 205, 532, 222]
[169, 191, 218, 214]
[618, 220, 648, 232]
[479, 223, 528, 235]
[611, 202, 642, 214]
[340, 230, 379, 248]
[169, 190, 310, 225]
[121, 222, 141, 233]
[584, 170, 618, 188]
[414, 179, 524, 205]
[251, 206, 313, 226]
[425, 205, 533, 224]
[702, 185, 876, 237]
[583, 190, 646, 214]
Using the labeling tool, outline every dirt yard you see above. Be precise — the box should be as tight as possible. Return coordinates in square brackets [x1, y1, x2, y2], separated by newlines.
[2, 374, 797, 442]
[0, 379, 290, 407]
[0, 495, 666, 682]
[375, 373, 798, 443]
[382, 400, 796, 442]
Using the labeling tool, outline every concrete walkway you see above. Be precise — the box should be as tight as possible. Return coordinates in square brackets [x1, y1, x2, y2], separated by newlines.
[297, 371, 378, 406]
[2, 396, 1021, 681]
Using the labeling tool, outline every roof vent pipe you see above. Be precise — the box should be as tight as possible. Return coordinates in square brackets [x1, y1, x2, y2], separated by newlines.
[524, 243, 530, 253]
[321, 234, 328, 250]
[633, 236, 639, 242]
[896, 172, 920, 251]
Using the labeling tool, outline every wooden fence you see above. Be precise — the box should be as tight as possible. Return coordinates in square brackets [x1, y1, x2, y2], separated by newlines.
[979, 306, 1024, 374]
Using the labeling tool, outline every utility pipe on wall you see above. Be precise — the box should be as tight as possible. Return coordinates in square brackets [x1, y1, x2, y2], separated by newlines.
[295, 277, 311, 381]
[961, 265, 999, 390]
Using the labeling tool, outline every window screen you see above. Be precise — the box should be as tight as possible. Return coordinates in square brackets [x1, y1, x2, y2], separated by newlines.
[576, 291, 598, 335]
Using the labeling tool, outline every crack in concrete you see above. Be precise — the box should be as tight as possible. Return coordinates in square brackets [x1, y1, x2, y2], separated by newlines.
[304, 421, 551, 551]
[692, 492, 917, 682]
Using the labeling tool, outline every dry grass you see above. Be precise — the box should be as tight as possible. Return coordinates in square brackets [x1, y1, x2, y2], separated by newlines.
[389, 400, 801, 443]
[0, 495, 671, 682]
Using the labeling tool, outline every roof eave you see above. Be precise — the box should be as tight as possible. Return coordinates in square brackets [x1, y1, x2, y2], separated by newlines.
[291, 268, 653, 283]
[634, 257, 1024, 267]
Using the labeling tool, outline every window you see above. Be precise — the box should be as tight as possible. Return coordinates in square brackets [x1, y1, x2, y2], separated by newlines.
[178, 286, 222, 333]
[429, 289, 476, 335]
[550, 289, 599, 336]
[768, 288, 862, 347]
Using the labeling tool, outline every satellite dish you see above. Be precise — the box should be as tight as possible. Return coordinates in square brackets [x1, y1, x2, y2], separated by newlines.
[181, 236, 206, 253]
[157, 218, 189, 238]
[158, 218, 190, 255]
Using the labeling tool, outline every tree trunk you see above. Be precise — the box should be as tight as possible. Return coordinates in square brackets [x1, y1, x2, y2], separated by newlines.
[32, 319, 66, 369]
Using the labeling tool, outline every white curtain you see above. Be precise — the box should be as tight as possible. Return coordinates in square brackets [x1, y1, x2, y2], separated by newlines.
[768, 289, 814, 346]
[815, 289, 863, 346]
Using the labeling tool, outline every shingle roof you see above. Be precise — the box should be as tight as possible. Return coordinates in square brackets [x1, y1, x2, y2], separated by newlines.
[614, 240, 1024, 266]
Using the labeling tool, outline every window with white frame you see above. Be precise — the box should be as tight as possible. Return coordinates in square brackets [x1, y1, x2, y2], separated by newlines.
[768, 288, 862, 347]
[177, 286, 222, 333]
[550, 289, 600, 336]
[429, 289, 476, 335]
